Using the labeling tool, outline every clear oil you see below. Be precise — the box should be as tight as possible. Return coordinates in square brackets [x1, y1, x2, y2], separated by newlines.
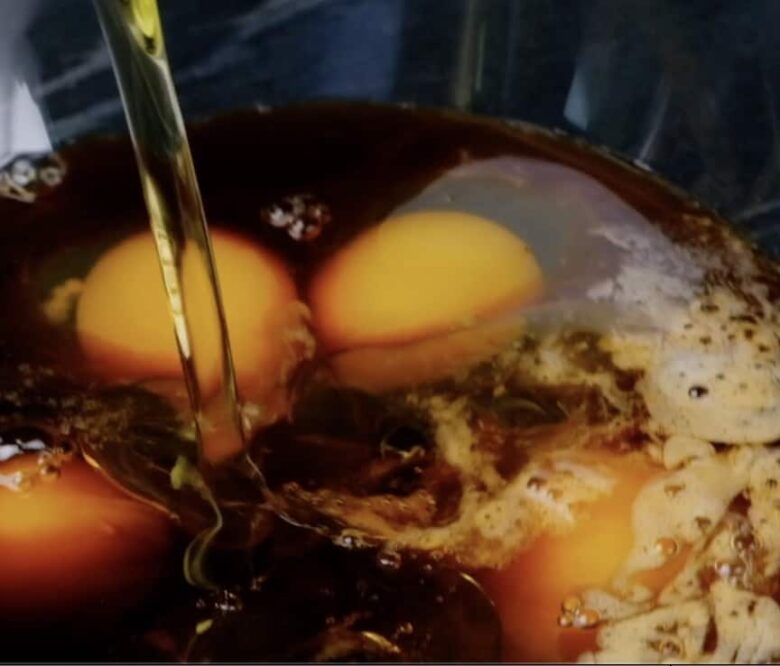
[92, 0, 246, 469]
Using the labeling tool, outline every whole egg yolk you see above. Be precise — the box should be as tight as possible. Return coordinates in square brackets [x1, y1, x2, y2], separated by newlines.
[0, 457, 170, 620]
[76, 229, 298, 405]
[310, 210, 543, 391]
[478, 455, 686, 662]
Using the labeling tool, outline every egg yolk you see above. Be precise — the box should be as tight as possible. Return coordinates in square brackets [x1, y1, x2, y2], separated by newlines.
[478, 455, 682, 663]
[310, 210, 543, 390]
[0, 458, 170, 620]
[76, 229, 298, 403]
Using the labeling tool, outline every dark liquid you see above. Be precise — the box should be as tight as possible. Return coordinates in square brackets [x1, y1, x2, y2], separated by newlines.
[0, 103, 765, 661]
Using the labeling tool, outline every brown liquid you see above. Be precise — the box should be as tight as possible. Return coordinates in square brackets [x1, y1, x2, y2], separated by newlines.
[0, 103, 770, 661]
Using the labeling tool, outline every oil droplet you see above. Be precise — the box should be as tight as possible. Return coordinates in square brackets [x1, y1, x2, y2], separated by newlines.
[195, 619, 213, 635]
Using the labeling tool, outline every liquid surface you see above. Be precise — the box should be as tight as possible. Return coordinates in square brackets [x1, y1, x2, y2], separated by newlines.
[1, 103, 780, 662]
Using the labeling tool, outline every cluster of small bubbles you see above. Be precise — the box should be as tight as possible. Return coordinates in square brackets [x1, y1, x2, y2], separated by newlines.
[394, 621, 414, 638]
[0, 154, 66, 203]
[213, 589, 243, 614]
[655, 537, 679, 559]
[0, 429, 72, 492]
[376, 549, 403, 572]
[732, 532, 756, 554]
[653, 638, 683, 658]
[714, 559, 749, 588]
[557, 596, 601, 629]
[260, 194, 332, 242]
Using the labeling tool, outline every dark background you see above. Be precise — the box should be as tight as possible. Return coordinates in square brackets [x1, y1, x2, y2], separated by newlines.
[20, 0, 780, 254]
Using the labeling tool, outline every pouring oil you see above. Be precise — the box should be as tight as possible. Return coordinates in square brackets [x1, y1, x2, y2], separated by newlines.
[92, 0, 245, 467]
[91, 0, 268, 588]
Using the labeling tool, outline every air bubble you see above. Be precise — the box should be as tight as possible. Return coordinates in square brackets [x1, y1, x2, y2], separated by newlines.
[10, 159, 35, 186]
[39, 464, 61, 482]
[659, 638, 682, 657]
[260, 194, 331, 242]
[732, 533, 755, 553]
[572, 608, 600, 629]
[214, 589, 243, 614]
[395, 622, 414, 636]
[1, 153, 66, 203]
[558, 597, 599, 630]
[655, 537, 678, 558]
[688, 385, 709, 399]
[715, 561, 732, 578]
[557, 612, 574, 628]
[376, 549, 402, 572]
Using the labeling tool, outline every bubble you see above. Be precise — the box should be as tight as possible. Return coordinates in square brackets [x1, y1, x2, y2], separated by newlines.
[10, 159, 35, 187]
[0, 153, 66, 203]
[39, 465, 61, 482]
[731, 532, 756, 553]
[395, 621, 414, 637]
[561, 595, 582, 613]
[376, 549, 403, 572]
[715, 561, 733, 578]
[688, 385, 709, 399]
[654, 537, 678, 558]
[659, 638, 682, 657]
[260, 194, 331, 242]
[572, 608, 600, 629]
[557, 612, 574, 628]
